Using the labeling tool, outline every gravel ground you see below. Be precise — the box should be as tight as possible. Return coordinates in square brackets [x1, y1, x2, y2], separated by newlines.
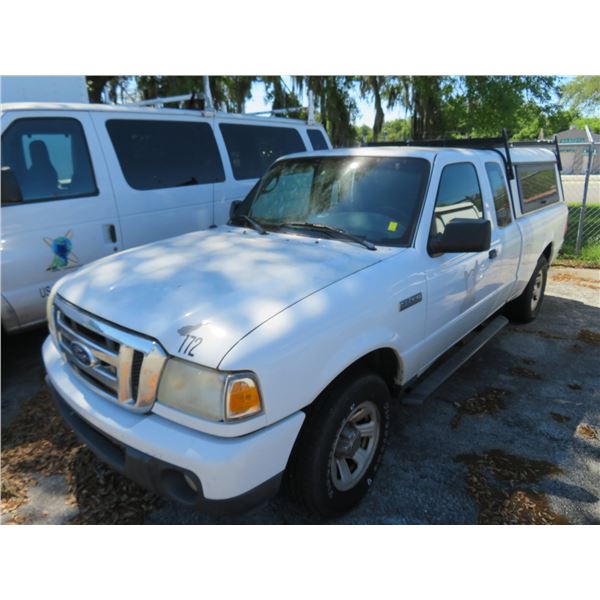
[1, 267, 599, 525]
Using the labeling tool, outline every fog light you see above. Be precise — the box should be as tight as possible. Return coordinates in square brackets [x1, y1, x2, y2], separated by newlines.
[183, 473, 199, 492]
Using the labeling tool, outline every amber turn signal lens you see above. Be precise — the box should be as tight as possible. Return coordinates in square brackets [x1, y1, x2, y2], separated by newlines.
[226, 377, 262, 420]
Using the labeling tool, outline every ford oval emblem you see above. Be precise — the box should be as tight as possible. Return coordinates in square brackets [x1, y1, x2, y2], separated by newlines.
[70, 341, 96, 367]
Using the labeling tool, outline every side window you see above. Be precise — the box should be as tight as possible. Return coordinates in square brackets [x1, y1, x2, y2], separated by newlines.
[485, 162, 512, 227]
[1, 117, 97, 204]
[432, 162, 483, 235]
[106, 119, 224, 191]
[516, 163, 559, 214]
[307, 128, 329, 150]
[219, 124, 306, 180]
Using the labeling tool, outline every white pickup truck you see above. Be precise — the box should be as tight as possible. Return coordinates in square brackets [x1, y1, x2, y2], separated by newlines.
[43, 135, 568, 516]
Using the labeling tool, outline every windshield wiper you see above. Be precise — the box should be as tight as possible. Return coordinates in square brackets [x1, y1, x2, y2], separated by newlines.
[231, 214, 267, 235]
[282, 222, 376, 251]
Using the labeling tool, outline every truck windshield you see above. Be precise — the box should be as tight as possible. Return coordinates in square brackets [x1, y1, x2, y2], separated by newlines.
[235, 156, 431, 247]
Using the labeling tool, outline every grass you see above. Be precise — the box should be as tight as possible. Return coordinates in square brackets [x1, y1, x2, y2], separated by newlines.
[555, 203, 600, 268]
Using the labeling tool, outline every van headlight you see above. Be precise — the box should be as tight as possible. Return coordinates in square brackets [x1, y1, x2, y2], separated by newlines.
[156, 358, 263, 422]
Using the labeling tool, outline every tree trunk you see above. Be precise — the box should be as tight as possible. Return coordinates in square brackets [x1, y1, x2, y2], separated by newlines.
[370, 76, 384, 142]
[86, 76, 114, 103]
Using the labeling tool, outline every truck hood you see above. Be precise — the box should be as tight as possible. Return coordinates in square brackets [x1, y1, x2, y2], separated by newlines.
[56, 227, 384, 367]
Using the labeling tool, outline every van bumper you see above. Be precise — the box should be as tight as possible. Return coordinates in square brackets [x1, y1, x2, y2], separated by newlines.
[43, 337, 304, 515]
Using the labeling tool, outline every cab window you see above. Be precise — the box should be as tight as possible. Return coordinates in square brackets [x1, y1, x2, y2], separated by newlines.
[432, 162, 483, 235]
[1, 117, 97, 204]
[485, 162, 512, 227]
[516, 163, 559, 214]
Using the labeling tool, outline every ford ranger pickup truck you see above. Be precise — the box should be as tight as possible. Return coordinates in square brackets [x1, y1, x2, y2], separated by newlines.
[42, 135, 568, 516]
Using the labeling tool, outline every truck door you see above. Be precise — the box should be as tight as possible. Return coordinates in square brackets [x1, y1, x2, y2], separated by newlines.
[90, 114, 221, 249]
[482, 160, 522, 310]
[422, 158, 503, 362]
[1, 111, 122, 331]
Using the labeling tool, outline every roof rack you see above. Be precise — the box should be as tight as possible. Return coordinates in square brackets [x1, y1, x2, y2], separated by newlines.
[365, 129, 566, 178]
[124, 78, 317, 124]
[366, 129, 516, 180]
[246, 91, 316, 123]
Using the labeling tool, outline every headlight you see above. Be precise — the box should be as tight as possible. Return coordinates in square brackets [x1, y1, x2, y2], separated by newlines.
[157, 358, 262, 422]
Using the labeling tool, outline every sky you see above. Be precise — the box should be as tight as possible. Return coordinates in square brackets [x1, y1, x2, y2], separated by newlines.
[244, 77, 408, 127]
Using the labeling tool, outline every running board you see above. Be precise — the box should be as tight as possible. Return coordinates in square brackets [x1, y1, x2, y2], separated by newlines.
[400, 315, 509, 406]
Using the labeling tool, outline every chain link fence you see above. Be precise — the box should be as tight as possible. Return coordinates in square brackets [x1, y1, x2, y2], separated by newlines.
[556, 132, 600, 259]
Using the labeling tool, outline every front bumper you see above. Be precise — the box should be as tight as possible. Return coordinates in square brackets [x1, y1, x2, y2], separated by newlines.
[43, 337, 304, 514]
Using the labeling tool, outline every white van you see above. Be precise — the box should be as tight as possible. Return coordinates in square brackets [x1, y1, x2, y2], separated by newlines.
[0, 102, 331, 333]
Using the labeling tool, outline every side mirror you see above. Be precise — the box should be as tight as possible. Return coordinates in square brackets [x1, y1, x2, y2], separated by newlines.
[229, 200, 242, 220]
[429, 219, 491, 254]
[1, 166, 23, 204]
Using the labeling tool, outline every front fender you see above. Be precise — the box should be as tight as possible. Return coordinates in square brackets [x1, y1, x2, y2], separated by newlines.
[219, 257, 426, 426]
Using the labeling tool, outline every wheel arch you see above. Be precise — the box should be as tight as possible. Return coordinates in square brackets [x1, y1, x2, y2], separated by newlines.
[303, 346, 402, 417]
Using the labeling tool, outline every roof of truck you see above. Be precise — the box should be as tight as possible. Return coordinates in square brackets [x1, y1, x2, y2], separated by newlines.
[280, 145, 557, 164]
[0, 102, 318, 127]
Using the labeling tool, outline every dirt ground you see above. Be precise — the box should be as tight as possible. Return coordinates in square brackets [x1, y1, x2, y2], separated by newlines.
[1, 266, 599, 525]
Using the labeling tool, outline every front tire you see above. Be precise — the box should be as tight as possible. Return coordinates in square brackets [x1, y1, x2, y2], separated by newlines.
[506, 255, 549, 323]
[288, 369, 390, 517]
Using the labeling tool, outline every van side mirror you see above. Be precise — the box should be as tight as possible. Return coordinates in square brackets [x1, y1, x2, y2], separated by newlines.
[429, 219, 491, 254]
[1, 166, 23, 204]
[229, 200, 242, 220]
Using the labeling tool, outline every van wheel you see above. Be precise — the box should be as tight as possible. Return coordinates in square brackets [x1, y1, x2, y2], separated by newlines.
[506, 255, 549, 323]
[288, 369, 390, 517]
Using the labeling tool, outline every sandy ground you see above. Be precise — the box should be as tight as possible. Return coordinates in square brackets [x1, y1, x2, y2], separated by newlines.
[2, 267, 599, 524]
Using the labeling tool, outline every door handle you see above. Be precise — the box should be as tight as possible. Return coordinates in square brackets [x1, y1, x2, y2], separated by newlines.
[108, 224, 117, 244]
[489, 248, 498, 259]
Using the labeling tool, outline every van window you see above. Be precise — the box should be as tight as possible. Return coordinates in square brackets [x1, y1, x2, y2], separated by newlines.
[485, 162, 512, 227]
[106, 119, 225, 190]
[432, 162, 483, 235]
[219, 124, 306, 180]
[307, 129, 329, 150]
[1, 117, 97, 204]
[516, 163, 559, 214]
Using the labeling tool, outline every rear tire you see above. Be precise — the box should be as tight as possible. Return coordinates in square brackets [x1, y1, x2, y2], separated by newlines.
[287, 369, 390, 517]
[505, 255, 549, 323]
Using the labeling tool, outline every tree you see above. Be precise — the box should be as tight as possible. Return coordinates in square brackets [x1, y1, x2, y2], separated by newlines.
[383, 76, 448, 139]
[572, 116, 600, 134]
[561, 76, 600, 116]
[354, 119, 410, 145]
[358, 76, 385, 141]
[86, 76, 126, 103]
[262, 76, 302, 114]
[442, 76, 560, 138]
[294, 76, 358, 146]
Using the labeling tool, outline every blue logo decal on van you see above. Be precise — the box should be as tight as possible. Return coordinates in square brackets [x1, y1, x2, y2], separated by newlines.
[44, 230, 79, 271]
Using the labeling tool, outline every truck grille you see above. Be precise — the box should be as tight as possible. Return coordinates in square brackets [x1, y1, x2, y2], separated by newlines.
[53, 295, 166, 412]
